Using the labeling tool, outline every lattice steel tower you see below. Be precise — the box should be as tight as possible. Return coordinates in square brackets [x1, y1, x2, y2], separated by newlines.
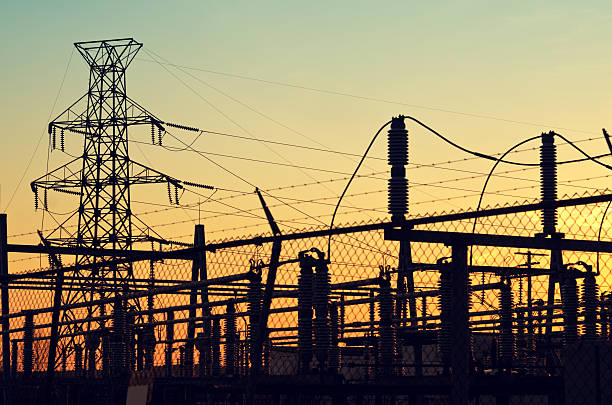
[31, 38, 177, 264]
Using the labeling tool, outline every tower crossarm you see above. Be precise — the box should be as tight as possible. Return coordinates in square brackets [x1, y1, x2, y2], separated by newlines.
[48, 95, 164, 135]
[129, 160, 182, 187]
[30, 158, 83, 193]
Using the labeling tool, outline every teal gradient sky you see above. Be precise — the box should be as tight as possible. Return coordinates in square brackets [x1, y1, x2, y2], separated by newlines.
[2, 1, 612, 258]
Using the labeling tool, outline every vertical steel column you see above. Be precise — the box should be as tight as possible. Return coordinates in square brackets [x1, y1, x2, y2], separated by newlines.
[186, 224, 204, 377]
[194, 332, 207, 377]
[126, 310, 135, 373]
[399, 242, 417, 329]
[600, 293, 610, 340]
[499, 279, 514, 373]
[165, 310, 174, 377]
[22, 313, 33, 378]
[247, 269, 263, 374]
[297, 253, 314, 374]
[85, 333, 100, 377]
[111, 296, 126, 376]
[212, 318, 221, 376]
[38, 230, 64, 383]
[437, 262, 452, 370]
[330, 303, 339, 372]
[225, 300, 237, 375]
[136, 330, 144, 371]
[101, 332, 109, 375]
[0, 215, 9, 380]
[143, 326, 155, 370]
[450, 244, 470, 405]
[313, 252, 331, 372]
[377, 269, 395, 378]
[74, 344, 83, 377]
[10, 340, 17, 377]
[252, 239, 281, 376]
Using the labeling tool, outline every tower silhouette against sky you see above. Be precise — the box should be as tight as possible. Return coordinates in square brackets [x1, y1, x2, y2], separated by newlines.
[30, 39, 184, 367]
[32, 38, 178, 265]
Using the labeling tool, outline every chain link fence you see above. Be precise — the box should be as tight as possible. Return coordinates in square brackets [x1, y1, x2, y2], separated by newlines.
[3, 191, 612, 404]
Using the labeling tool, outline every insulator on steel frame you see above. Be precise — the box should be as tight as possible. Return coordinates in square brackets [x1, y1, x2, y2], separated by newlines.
[297, 251, 315, 374]
[499, 279, 515, 371]
[387, 115, 409, 224]
[158, 127, 163, 146]
[85, 332, 101, 377]
[212, 317, 221, 376]
[329, 303, 340, 372]
[74, 343, 83, 377]
[561, 274, 579, 346]
[247, 267, 263, 373]
[147, 261, 155, 324]
[60, 128, 65, 151]
[225, 300, 237, 375]
[263, 333, 271, 375]
[313, 249, 331, 372]
[52, 126, 57, 150]
[141, 325, 156, 370]
[151, 123, 156, 145]
[23, 312, 34, 378]
[437, 259, 453, 368]
[582, 270, 599, 341]
[194, 330, 210, 377]
[539, 131, 561, 237]
[377, 267, 395, 378]
[111, 297, 127, 375]
[601, 292, 612, 340]
[165, 310, 175, 377]
[11, 340, 18, 377]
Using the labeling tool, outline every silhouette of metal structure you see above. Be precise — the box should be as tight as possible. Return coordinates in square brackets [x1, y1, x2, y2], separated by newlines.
[2, 39, 612, 405]
[29, 38, 181, 369]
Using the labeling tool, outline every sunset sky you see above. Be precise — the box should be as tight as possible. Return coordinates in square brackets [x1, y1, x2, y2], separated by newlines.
[2, 1, 612, 270]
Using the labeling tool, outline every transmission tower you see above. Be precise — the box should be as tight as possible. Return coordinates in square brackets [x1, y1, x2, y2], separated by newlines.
[30, 38, 185, 369]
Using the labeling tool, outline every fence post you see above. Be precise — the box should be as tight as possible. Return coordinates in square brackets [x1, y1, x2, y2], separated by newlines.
[0, 214, 10, 381]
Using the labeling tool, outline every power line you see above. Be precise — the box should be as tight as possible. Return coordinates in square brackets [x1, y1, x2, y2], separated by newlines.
[3, 48, 75, 212]
[135, 57, 599, 136]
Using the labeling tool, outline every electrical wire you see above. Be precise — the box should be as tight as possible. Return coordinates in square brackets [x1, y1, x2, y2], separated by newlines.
[327, 120, 392, 257]
[4, 48, 75, 212]
[135, 57, 598, 136]
[468, 135, 543, 270]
